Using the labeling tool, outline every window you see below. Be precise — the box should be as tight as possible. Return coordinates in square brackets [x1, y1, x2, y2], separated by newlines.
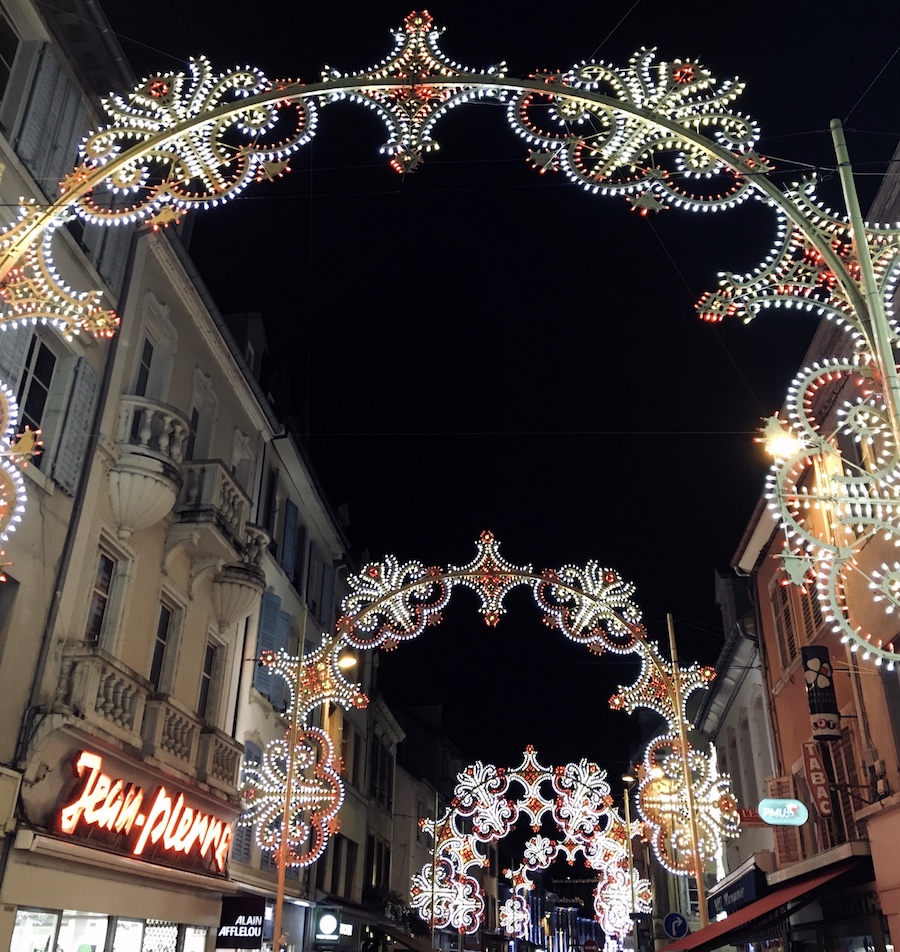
[371, 834, 390, 889]
[231, 428, 254, 491]
[135, 338, 154, 397]
[0, 11, 20, 102]
[131, 294, 177, 402]
[253, 592, 290, 710]
[0, 329, 98, 495]
[85, 553, 115, 645]
[149, 604, 172, 689]
[18, 334, 56, 469]
[183, 368, 218, 461]
[231, 741, 262, 866]
[369, 735, 394, 811]
[16, 45, 86, 198]
[197, 639, 218, 721]
[769, 574, 824, 674]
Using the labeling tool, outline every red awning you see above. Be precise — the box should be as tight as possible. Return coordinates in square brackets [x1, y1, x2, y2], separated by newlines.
[658, 859, 861, 952]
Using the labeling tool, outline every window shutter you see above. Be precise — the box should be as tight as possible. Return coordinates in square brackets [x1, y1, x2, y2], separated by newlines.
[231, 741, 262, 865]
[306, 540, 319, 610]
[17, 45, 86, 195]
[767, 776, 802, 866]
[96, 221, 133, 292]
[253, 592, 281, 696]
[294, 523, 307, 590]
[0, 327, 32, 393]
[281, 499, 298, 577]
[51, 357, 99, 495]
[321, 562, 335, 628]
[268, 609, 291, 712]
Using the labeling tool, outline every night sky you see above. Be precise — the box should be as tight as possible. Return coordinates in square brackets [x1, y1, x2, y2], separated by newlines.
[99, 0, 900, 773]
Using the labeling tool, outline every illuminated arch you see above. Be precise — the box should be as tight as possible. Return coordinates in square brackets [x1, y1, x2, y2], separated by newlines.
[0, 10, 896, 663]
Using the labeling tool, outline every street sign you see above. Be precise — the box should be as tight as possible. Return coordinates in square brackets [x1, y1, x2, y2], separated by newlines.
[584, 940, 599, 952]
[663, 913, 689, 940]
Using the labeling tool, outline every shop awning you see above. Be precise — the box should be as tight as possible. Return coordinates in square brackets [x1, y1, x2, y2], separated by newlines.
[658, 859, 861, 952]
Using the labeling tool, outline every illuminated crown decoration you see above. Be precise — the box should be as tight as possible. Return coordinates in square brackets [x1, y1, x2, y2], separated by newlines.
[410, 747, 651, 942]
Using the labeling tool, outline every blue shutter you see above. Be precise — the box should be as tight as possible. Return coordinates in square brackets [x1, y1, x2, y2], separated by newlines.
[232, 741, 262, 865]
[0, 327, 32, 393]
[294, 522, 307, 590]
[281, 499, 298, 577]
[253, 592, 281, 696]
[320, 563, 335, 629]
[268, 610, 291, 712]
[306, 541, 319, 610]
[51, 357, 99, 495]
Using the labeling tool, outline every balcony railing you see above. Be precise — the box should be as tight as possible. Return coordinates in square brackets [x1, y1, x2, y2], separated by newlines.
[56, 646, 242, 799]
[116, 395, 190, 468]
[176, 460, 252, 554]
[198, 727, 244, 794]
[62, 646, 149, 749]
[142, 693, 202, 775]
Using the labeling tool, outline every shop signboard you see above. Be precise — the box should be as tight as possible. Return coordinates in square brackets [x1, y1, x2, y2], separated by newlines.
[757, 798, 809, 826]
[217, 898, 267, 950]
[57, 749, 234, 874]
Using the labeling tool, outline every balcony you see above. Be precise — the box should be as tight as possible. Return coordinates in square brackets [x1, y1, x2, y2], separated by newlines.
[174, 460, 252, 560]
[54, 646, 242, 800]
[108, 396, 190, 538]
[61, 645, 149, 749]
[142, 692, 204, 778]
[197, 726, 244, 796]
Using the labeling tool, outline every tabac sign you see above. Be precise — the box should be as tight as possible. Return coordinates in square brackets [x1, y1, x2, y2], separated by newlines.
[58, 750, 233, 873]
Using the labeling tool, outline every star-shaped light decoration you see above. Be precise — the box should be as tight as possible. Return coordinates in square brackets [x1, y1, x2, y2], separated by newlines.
[258, 637, 368, 723]
[449, 530, 532, 626]
[320, 11, 507, 173]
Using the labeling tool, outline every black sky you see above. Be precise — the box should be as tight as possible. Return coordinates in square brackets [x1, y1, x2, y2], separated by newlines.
[99, 0, 900, 771]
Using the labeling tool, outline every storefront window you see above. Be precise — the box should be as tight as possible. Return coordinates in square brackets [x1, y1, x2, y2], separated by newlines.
[182, 929, 207, 952]
[11, 910, 59, 952]
[58, 911, 109, 952]
[141, 921, 177, 952]
[113, 920, 144, 952]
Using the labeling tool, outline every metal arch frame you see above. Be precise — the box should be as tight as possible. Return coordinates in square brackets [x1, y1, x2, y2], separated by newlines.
[0, 74, 867, 315]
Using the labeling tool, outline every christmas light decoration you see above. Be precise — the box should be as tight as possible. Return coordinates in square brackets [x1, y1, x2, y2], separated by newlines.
[634, 735, 739, 875]
[339, 531, 643, 649]
[0, 383, 27, 542]
[0, 206, 118, 338]
[238, 725, 343, 868]
[411, 747, 649, 942]
[0, 20, 894, 674]
[73, 56, 317, 226]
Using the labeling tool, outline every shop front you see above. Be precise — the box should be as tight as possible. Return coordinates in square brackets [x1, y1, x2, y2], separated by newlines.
[1, 733, 241, 952]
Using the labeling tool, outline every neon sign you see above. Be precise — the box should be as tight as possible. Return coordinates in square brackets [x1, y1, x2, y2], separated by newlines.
[59, 750, 233, 872]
